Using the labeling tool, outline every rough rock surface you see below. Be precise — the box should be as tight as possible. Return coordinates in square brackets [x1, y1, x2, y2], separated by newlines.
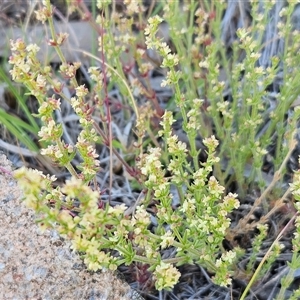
[0, 153, 139, 300]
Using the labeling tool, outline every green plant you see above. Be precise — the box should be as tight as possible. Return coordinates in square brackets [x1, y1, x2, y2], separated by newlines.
[8, 0, 300, 296]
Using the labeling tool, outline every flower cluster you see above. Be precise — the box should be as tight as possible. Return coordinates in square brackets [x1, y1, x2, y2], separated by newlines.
[154, 262, 181, 291]
[14, 167, 57, 209]
[35, 1, 53, 24]
[130, 205, 151, 248]
[144, 16, 181, 87]
[138, 147, 169, 200]
[9, 40, 48, 101]
[69, 85, 100, 181]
